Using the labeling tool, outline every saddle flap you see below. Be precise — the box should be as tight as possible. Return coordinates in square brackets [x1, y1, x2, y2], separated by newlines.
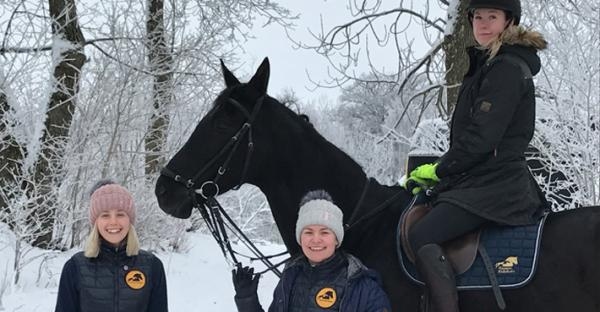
[443, 231, 480, 274]
[400, 203, 431, 263]
[400, 203, 480, 274]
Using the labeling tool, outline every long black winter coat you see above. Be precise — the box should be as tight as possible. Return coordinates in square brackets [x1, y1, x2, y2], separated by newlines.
[434, 26, 548, 225]
[55, 242, 168, 312]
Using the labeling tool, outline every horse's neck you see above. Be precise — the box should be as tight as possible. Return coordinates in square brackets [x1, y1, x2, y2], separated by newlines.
[254, 136, 402, 253]
[258, 137, 368, 209]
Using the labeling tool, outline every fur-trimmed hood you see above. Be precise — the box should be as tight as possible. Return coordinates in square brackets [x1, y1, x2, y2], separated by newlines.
[479, 25, 547, 75]
[499, 25, 547, 50]
[487, 25, 547, 57]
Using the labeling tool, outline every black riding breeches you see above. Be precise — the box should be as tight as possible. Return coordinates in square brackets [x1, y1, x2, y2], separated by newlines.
[408, 202, 489, 253]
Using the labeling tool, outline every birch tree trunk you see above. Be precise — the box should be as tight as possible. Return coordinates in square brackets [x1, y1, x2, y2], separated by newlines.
[145, 0, 173, 176]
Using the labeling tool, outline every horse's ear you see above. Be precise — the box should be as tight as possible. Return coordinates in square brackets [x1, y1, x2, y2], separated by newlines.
[220, 59, 240, 87]
[248, 57, 270, 95]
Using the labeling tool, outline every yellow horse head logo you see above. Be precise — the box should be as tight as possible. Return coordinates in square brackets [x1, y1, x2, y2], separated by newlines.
[495, 256, 519, 273]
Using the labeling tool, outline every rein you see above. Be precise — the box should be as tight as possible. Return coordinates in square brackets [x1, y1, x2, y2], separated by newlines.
[344, 177, 406, 232]
[160, 95, 287, 277]
[198, 196, 286, 277]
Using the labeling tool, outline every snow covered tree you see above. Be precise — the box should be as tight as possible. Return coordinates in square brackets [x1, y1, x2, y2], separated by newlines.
[524, 0, 599, 208]
[145, 0, 174, 176]
[28, 0, 86, 248]
[0, 0, 295, 251]
[0, 83, 26, 226]
[299, 0, 465, 120]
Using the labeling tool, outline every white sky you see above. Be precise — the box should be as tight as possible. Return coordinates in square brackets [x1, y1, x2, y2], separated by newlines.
[238, 0, 445, 105]
[239, 0, 351, 103]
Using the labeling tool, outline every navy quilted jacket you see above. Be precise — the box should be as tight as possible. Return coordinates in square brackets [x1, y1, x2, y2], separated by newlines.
[54, 243, 168, 312]
[235, 251, 391, 312]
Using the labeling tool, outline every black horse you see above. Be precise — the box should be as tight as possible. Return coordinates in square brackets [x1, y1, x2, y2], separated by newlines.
[155, 58, 600, 311]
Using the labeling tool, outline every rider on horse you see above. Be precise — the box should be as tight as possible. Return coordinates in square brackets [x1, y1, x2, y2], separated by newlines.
[402, 0, 548, 311]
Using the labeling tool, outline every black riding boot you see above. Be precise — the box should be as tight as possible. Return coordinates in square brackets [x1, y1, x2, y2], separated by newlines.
[416, 244, 459, 312]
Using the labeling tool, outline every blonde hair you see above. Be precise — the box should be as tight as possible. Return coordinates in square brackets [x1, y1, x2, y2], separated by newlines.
[84, 224, 140, 258]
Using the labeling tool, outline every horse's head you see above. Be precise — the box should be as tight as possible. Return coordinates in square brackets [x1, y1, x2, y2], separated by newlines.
[155, 58, 290, 218]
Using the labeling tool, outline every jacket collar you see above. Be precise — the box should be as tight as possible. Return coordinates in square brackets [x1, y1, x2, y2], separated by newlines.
[465, 25, 546, 76]
[99, 239, 128, 257]
[286, 251, 376, 281]
[496, 26, 547, 50]
[485, 25, 547, 59]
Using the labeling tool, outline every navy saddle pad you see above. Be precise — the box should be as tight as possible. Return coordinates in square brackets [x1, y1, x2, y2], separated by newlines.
[398, 215, 547, 289]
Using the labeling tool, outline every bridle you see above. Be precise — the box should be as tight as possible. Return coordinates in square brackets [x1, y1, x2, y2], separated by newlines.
[161, 95, 263, 197]
[160, 94, 287, 277]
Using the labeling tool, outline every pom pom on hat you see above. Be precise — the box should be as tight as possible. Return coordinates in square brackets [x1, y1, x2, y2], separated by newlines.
[295, 190, 344, 245]
[89, 179, 135, 225]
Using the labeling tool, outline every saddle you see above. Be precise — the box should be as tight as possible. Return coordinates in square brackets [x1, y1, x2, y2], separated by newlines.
[400, 201, 481, 274]
[398, 195, 547, 312]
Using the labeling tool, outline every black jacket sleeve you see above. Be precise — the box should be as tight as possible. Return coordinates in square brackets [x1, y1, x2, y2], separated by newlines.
[148, 256, 169, 312]
[234, 292, 265, 312]
[54, 258, 80, 312]
[437, 59, 525, 178]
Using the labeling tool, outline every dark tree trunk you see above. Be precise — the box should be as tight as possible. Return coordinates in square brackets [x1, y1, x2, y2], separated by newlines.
[145, 0, 173, 176]
[0, 88, 26, 227]
[442, 0, 475, 116]
[28, 0, 86, 248]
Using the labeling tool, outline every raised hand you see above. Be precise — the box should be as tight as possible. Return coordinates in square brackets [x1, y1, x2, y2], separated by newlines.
[232, 264, 260, 298]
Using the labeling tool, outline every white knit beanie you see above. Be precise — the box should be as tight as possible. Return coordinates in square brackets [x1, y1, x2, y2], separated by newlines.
[295, 190, 344, 245]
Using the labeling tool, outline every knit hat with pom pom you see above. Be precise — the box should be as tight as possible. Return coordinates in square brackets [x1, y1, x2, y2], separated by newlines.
[295, 190, 344, 245]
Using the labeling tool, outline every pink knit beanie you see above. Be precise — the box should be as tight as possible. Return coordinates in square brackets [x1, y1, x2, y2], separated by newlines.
[89, 180, 135, 225]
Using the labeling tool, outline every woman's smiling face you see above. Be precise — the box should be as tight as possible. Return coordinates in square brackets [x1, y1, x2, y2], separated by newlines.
[300, 225, 338, 264]
[472, 8, 510, 47]
[96, 209, 130, 247]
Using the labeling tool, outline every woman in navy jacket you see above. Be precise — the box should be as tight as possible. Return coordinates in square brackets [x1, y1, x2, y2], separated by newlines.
[55, 180, 168, 312]
[232, 190, 391, 312]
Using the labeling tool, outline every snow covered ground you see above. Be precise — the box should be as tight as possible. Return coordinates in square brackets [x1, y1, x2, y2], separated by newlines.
[0, 226, 285, 311]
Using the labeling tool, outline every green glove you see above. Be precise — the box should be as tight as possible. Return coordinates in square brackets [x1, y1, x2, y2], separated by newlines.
[401, 176, 427, 195]
[405, 178, 423, 195]
[410, 163, 439, 183]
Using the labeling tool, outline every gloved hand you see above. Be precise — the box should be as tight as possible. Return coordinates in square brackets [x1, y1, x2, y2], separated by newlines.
[232, 265, 260, 298]
[401, 163, 439, 195]
[400, 175, 428, 195]
[410, 163, 439, 183]
[402, 178, 424, 195]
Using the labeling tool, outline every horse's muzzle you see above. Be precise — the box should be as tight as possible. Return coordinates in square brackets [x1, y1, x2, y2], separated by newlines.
[155, 176, 195, 219]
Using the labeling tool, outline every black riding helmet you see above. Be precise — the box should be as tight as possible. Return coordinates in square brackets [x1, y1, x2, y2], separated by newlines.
[468, 0, 521, 25]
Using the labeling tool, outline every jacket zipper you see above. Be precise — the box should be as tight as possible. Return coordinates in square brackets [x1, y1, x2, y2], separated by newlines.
[114, 248, 119, 311]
